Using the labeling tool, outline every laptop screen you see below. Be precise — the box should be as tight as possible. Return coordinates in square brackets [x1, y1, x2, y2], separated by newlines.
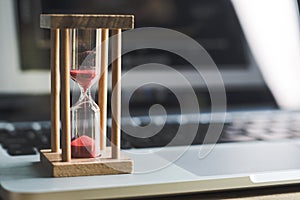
[17, 0, 249, 71]
[0, 0, 277, 121]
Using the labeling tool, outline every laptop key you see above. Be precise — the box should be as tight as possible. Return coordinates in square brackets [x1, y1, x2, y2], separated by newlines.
[1, 138, 29, 149]
[7, 146, 36, 156]
[36, 135, 51, 149]
[220, 134, 256, 142]
[0, 131, 10, 143]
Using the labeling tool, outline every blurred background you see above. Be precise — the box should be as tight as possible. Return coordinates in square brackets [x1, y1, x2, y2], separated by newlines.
[0, 0, 300, 122]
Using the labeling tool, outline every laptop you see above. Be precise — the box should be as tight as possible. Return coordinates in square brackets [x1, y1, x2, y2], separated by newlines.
[2, 0, 300, 199]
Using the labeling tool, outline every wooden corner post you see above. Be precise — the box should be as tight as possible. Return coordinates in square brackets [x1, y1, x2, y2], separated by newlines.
[50, 29, 60, 153]
[111, 29, 122, 159]
[60, 29, 71, 162]
[99, 29, 109, 151]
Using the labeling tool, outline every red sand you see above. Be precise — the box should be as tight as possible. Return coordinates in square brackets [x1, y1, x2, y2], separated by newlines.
[71, 135, 96, 158]
[70, 69, 96, 92]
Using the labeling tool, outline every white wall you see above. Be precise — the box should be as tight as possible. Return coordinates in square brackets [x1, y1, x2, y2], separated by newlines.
[232, 0, 300, 109]
[0, 0, 50, 94]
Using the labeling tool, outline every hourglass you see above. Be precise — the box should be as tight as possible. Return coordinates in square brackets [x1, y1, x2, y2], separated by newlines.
[39, 14, 134, 177]
[70, 29, 101, 158]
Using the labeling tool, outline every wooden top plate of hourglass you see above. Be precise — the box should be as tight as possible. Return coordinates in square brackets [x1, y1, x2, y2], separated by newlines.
[39, 14, 134, 177]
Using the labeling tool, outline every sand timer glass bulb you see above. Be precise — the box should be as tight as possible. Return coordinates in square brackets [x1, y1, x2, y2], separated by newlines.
[70, 29, 101, 158]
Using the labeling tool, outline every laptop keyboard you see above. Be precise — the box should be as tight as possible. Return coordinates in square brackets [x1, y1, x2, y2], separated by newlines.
[0, 122, 51, 156]
[1, 111, 300, 156]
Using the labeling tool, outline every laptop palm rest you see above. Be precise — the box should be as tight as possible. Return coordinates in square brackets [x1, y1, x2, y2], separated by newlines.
[2, 141, 300, 199]
[165, 141, 300, 177]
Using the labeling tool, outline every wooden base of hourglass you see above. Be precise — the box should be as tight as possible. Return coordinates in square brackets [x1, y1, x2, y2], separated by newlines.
[40, 148, 133, 177]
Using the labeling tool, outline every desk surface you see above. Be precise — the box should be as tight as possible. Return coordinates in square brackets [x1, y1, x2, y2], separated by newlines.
[131, 184, 300, 200]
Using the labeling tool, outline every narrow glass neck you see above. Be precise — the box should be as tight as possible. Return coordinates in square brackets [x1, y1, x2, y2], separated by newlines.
[79, 85, 92, 100]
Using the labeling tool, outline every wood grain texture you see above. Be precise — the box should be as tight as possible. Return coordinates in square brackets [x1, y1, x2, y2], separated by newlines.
[40, 14, 134, 29]
[60, 29, 71, 162]
[98, 29, 109, 151]
[40, 149, 61, 163]
[50, 29, 60, 153]
[111, 29, 122, 159]
[40, 147, 133, 177]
